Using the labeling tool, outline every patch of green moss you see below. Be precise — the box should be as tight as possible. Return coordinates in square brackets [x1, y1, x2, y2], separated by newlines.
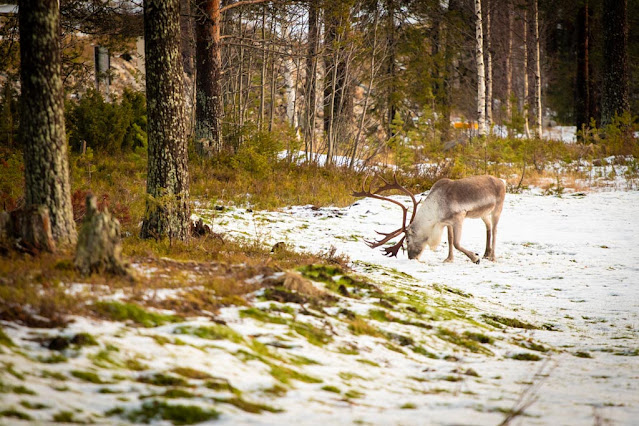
[11, 385, 36, 395]
[511, 353, 542, 361]
[336, 345, 359, 355]
[174, 325, 243, 344]
[213, 397, 281, 413]
[0, 328, 15, 347]
[432, 284, 473, 298]
[137, 373, 190, 387]
[574, 351, 593, 358]
[463, 331, 494, 344]
[19, 400, 49, 410]
[52, 411, 77, 422]
[172, 367, 212, 380]
[338, 372, 365, 381]
[262, 384, 287, 396]
[0, 408, 32, 421]
[71, 332, 98, 347]
[37, 353, 68, 363]
[240, 308, 331, 346]
[400, 402, 417, 409]
[41, 370, 67, 381]
[159, 389, 198, 399]
[514, 340, 548, 352]
[321, 385, 341, 393]
[347, 318, 382, 337]
[269, 364, 322, 385]
[204, 378, 242, 396]
[93, 301, 182, 327]
[411, 345, 439, 359]
[71, 370, 106, 384]
[240, 307, 288, 324]
[482, 315, 540, 330]
[108, 400, 219, 425]
[356, 359, 380, 367]
[344, 389, 364, 399]
[437, 328, 493, 355]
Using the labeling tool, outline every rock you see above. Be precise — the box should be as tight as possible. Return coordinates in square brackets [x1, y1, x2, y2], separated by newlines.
[271, 242, 286, 253]
[74, 194, 128, 276]
[48, 336, 70, 351]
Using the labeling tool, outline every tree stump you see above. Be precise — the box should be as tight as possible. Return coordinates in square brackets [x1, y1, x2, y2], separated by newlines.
[74, 194, 128, 276]
[0, 206, 56, 254]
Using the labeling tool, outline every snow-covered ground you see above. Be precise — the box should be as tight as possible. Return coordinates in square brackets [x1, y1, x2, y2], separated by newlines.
[1, 190, 637, 425]
[202, 190, 639, 424]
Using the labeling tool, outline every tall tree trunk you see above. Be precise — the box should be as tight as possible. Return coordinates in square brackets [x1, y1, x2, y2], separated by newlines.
[195, 0, 223, 155]
[141, 0, 191, 241]
[18, 0, 76, 245]
[282, 18, 297, 129]
[474, 0, 486, 137]
[484, 0, 493, 131]
[304, 0, 319, 160]
[506, 0, 513, 131]
[601, 0, 629, 125]
[180, 0, 194, 76]
[575, 1, 590, 133]
[259, 6, 267, 130]
[386, 0, 397, 137]
[532, 0, 542, 137]
[522, 6, 530, 138]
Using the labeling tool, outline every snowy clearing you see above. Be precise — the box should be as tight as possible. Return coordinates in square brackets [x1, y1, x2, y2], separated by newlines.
[1, 190, 638, 425]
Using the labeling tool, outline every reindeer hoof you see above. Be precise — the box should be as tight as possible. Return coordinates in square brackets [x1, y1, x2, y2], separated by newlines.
[473, 255, 480, 265]
[443, 257, 454, 263]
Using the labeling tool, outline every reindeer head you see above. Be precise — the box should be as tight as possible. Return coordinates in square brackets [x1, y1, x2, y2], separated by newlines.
[353, 175, 419, 258]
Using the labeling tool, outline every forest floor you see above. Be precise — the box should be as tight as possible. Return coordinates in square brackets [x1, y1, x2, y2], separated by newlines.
[0, 188, 638, 425]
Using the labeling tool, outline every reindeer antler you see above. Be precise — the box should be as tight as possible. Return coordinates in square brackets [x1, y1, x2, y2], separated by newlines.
[352, 175, 418, 257]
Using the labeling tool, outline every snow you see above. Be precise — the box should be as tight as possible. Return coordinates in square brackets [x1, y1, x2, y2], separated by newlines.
[1, 190, 638, 425]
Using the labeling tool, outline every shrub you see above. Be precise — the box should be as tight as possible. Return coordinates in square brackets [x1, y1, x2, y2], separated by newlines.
[66, 89, 147, 154]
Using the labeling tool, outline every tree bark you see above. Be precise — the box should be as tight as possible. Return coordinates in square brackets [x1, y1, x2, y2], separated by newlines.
[601, 0, 629, 125]
[506, 0, 513, 130]
[304, 0, 319, 161]
[140, 0, 191, 241]
[532, 0, 542, 137]
[575, 1, 590, 133]
[18, 0, 77, 245]
[194, 0, 223, 155]
[474, 0, 486, 137]
[484, 0, 493, 131]
[522, 6, 530, 138]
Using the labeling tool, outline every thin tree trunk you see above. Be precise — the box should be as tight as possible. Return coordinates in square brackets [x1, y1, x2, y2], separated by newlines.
[575, 1, 590, 133]
[259, 6, 266, 130]
[195, 0, 223, 154]
[485, 0, 493, 131]
[282, 19, 297, 129]
[386, 0, 397, 136]
[350, 7, 379, 169]
[532, 0, 542, 137]
[304, 0, 319, 161]
[601, 0, 629, 124]
[506, 0, 513, 131]
[474, 0, 486, 137]
[523, 6, 530, 138]
[18, 0, 77, 245]
[140, 0, 191, 241]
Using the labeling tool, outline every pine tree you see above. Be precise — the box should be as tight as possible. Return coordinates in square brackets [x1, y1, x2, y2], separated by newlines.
[140, 0, 191, 241]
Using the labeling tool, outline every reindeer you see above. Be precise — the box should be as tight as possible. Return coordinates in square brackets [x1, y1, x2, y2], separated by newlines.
[354, 175, 505, 263]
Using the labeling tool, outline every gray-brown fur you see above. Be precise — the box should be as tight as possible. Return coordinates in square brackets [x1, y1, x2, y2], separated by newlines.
[406, 175, 505, 263]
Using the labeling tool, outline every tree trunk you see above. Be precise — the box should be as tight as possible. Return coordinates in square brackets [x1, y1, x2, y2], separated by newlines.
[18, 0, 77, 245]
[304, 0, 319, 161]
[601, 0, 629, 125]
[140, 0, 191, 241]
[474, 0, 486, 137]
[532, 0, 542, 137]
[282, 18, 298, 129]
[180, 0, 194, 76]
[522, 6, 530, 138]
[506, 0, 513, 130]
[484, 0, 493, 131]
[194, 0, 223, 155]
[575, 1, 590, 133]
[386, 0, 397, 137]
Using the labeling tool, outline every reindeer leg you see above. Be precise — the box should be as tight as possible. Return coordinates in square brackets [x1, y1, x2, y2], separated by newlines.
[482, 216, 492, 259]
[486, 211, 501, 262]
[452, 219, 480, 264]
[443, 225, 454, 263]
